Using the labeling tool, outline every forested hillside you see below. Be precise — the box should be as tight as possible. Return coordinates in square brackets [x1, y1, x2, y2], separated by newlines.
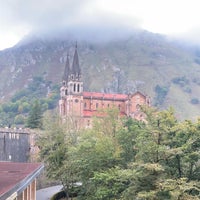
[0, 30, 199, 121]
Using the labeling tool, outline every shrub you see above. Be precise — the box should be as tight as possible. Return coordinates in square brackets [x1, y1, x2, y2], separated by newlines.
[191, 98, 199, 104]
[154, 85, 169, 106]
[172, 76, 189, 87]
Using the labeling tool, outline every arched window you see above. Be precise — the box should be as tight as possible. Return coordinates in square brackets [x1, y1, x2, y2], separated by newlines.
[77, 84, 80, 92]
[136, 104, 140, 111]
[74, 84, 76, 92]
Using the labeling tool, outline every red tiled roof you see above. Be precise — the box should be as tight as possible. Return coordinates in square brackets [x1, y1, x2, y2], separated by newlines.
[131, 91, 147, 98]
[0, 162, 43, 198]
[83, 92, 128, 100]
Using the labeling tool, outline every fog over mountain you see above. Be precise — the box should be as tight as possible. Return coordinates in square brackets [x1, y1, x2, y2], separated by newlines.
[2, 0, 200, 50]
[0, 25, 200, 121]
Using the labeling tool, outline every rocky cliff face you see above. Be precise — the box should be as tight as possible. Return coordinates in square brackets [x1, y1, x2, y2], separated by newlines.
[0, 31, 199, 119]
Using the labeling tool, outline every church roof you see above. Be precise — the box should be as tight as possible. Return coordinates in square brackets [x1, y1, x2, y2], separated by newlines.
[83, 92, 128, 101]
[129, 91, 147, 98]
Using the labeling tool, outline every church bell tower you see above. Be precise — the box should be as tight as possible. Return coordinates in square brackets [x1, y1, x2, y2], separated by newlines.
[59, 44, 83, 119]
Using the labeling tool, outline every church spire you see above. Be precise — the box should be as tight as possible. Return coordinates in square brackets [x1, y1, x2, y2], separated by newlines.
[72, 42, 81, 79]
[62, 53, 70, 85]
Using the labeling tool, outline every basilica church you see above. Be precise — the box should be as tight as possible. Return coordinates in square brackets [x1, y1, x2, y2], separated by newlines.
[59, 45, 150, 128]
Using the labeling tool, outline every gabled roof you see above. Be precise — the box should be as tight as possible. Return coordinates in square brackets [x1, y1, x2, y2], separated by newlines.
[0, 162, 44, 200]
[130, 91, 147, 98]
[83, 92, 128, 101]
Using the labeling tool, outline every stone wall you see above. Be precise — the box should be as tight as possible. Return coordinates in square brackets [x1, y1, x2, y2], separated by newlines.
[0, 128, 32, 162]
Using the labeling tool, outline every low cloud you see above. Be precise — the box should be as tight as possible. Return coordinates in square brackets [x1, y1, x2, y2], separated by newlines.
[0, 0, 140, 43]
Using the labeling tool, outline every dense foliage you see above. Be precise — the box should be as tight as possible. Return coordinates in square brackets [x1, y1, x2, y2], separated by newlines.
[154, 85, 169, 106]
[38, 107, 200, 199]
[0, 76, 59, 127]
[26, 100, 43, 129]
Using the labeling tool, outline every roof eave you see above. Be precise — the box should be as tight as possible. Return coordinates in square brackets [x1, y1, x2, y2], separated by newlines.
[0, 164, 44, 200]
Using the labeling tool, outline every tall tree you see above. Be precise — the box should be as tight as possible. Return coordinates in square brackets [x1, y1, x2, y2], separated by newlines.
[38, 107, 200, 199]
[26, 99, 43, 129]
[37, 112, 80, 199]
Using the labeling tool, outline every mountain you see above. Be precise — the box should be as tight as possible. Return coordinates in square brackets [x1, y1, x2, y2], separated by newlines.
[0, 30, 199, 120]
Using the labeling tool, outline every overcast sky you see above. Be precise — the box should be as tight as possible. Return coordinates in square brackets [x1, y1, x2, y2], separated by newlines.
[1, 0, 200, 50]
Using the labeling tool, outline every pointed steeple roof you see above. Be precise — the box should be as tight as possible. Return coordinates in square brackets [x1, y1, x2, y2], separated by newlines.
[62, 54, 70, 82]
[72, 43, 81, 76]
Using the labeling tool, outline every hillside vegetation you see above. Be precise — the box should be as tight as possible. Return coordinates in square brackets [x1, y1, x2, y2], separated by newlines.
[0, 30, 199, 120]
[38, 107, 200, 199]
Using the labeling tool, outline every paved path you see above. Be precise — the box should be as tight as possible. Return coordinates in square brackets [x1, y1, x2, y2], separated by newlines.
[36, 185, 63, 200]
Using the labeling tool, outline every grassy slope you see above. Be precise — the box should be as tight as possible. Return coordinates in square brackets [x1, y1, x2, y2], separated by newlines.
[0, 31, 199, 120]
[80, 34, 200, 120]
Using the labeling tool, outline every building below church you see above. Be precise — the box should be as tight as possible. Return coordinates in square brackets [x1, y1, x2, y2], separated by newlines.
[59, 45, 150, 128]
[0, 162, 43, 200]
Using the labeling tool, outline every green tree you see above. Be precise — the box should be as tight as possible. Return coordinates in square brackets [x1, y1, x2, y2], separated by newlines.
[37, 112, 80, 199]
[116, 118, 144, 164]
[154, 85, 169, 106]
[38, 107, 200, 199]
[73, 124, 122, 198]
[26, 100, 43, 129]
[14, 114, 25, 125]
[89, 167, 130, 200]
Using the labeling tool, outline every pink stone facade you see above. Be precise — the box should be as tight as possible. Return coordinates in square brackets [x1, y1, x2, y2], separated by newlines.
[59, 46, 150, 128]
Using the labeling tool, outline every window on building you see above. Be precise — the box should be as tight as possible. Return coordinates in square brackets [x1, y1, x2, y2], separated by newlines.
[77, 84, 80, 92]
[136, 95, 140, 103]
[96, 103, 98, 109]
[84, 102, 87, 109]
[136, 104, 140, 111]
[118, 104, 121, 110]
[74, 84, 76, 92]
